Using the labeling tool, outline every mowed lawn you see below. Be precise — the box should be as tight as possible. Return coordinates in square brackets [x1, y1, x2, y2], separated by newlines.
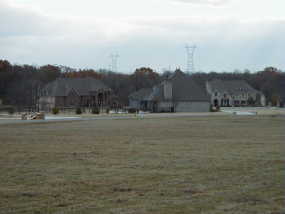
[0, 115, 284, 214]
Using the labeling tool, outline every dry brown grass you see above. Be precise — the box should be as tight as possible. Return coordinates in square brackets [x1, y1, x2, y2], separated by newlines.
[0, 115, 284, 214]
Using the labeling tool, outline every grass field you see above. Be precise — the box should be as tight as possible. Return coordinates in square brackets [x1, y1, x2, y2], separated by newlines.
[0, 115, 284, 214]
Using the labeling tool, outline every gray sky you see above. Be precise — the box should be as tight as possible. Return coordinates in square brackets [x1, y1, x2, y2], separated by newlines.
[0, 0, 284, 73]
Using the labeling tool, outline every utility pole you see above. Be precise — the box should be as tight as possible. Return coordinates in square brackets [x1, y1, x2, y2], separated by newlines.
[185, 44, 196, 74]
[110, 53, 119, 72]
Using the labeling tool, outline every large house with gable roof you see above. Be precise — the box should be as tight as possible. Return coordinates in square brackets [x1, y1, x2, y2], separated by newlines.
[206, 79, 266, 107]
[39, 77, 112, 112]
[129, 70, 211, 112]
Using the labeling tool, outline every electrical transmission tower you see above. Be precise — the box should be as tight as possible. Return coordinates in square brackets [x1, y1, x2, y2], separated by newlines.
[185, 45, 196, 74]
[110, 53, 119, 72]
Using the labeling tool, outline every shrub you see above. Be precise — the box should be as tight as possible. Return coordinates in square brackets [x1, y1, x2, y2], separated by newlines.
[8, 107, 15, 115]
[128, 108, 137, 114]
[210, 105, 212, 112]
[210, 105, 220, 112]
[76, 108, 82, 115]
[91, 107, 100, 114]
[106, 108, 110, 114]
[52, 107, 59, 115]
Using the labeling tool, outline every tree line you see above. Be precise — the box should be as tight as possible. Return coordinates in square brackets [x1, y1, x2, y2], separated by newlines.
[0, 59, 284, 110]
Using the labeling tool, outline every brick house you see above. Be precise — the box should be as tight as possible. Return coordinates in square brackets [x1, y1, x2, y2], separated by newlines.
[206, 79, 266, 107]
[39, 78, 112, 112]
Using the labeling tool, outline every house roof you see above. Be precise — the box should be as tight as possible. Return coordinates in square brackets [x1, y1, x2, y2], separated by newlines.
[128, 88, 153, 101]
[43, 78, 109, 97]
[129, 70, 210, 102]
[208, 79, 259, 95]
[168, 70, 210, 102]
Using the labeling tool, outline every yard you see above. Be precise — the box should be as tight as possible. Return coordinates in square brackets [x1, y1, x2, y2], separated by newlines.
[0, 115, 284, 214]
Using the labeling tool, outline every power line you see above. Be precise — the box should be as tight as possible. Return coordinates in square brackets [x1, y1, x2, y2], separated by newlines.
[185, 44, 196, 74]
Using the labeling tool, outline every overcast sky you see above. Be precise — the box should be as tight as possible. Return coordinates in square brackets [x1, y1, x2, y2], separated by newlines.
[0, 0, 284, 73]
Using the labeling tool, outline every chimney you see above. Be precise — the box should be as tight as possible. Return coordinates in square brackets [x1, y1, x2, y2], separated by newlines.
[164, 80, 172, 100]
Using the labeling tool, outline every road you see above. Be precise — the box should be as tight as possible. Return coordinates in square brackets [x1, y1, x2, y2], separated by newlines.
[0, 112, 227, 125]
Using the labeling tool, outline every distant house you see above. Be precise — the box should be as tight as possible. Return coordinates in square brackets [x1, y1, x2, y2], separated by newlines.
[206, 79, 266, 107]
[129, 88, 153, 111]
[39, 78, 112, 112]
[129, 70, 211, 112]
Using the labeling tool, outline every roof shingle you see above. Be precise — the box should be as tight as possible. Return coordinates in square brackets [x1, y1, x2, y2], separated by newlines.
[208, 79, 259, 95]
[43, 78, 109, 97]
[129, 70, 210, 102]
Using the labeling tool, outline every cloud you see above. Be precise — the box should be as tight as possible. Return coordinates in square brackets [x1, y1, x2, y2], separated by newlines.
[0, 1, 56, 37]
[0, 0, 284, 72]
[172, 0, 230, 6]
